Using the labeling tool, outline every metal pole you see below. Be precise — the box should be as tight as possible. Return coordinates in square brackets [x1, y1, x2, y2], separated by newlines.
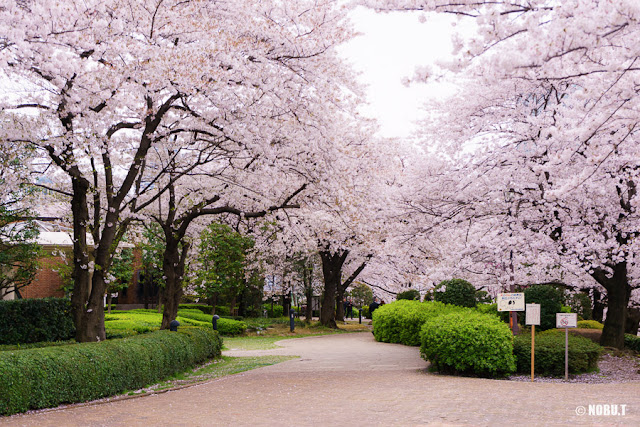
[565, 327, 569, 381]
[289, 308, 295, 332]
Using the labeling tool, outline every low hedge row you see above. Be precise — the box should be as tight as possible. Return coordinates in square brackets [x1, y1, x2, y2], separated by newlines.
[177, 309, 247, 336]
[372, 301, 467, 346]
[420, 311, 516, 377]
[513, 332, 602, 375]
[0, 298, 75, 345]
[0, 328, 222, 416]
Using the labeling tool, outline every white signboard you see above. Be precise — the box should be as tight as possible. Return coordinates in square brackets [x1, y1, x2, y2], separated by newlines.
[526, 303, 541, 326]
[556, 313, 578, 328]
[497, 293, 525, 312]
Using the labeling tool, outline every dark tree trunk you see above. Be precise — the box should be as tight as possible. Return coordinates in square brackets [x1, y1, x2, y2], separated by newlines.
[626, 307, 640, 335]
[592, 288, 605, 323]
[160, 235, 190, 330]
[593, 262, 630, 349]
[336, 287, 345, 322]
[319, 250, 347, 328]
[70, 176, 93, 341]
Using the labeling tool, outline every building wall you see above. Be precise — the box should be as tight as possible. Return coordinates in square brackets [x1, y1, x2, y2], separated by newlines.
[19, 256, 66, 299]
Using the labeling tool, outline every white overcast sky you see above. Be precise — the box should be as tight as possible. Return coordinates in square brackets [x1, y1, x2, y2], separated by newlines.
[339, 7, 465, 139]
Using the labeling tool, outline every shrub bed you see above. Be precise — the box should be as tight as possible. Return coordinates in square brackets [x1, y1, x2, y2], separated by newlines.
[624, 334, 640, 352]
[177, 309, 246, 336]
[513, 332, 602, 376]
[577, 320, 604, 330]
[420, 311, 516, 377]
[372, 301, 465, 346]
[0, 298, 75, 345]
[0, 328, 222, 415]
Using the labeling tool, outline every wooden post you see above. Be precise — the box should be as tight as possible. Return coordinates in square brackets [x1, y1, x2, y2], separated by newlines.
[531, 324, 535, 382]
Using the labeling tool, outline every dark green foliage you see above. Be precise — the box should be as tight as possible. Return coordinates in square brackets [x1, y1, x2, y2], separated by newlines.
[348, 283, 374, 307]
[566, 292, 593, 320]
[513, 332, 602, 376]
[264, 304, 284, 318]
[420, 311, 516, 377]
[433, 279, 477, 307]
[0, 298, 75, 345]
[360, 305, 370, 319]
[624, 334, 640, 352]
[373, 300, 467, 346]
[396, 289, 421, 301]
[524, 285, 565, 330]
[475, 290, 492, 304]
[0, 328, 222, 415]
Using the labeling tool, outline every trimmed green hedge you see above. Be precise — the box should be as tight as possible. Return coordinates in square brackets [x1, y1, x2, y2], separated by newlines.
[420, 311, 516, 377]
[0, 328, 222, 415]
[0, 298, 75, 345]
[373, 300, 466, 346]
[177, 309, 246, 336]
[577, 320, 604, 330]
[513, 332, 602, 376]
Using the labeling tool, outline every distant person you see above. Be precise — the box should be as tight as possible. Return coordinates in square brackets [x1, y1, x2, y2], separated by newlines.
[369, 298, 380, 318]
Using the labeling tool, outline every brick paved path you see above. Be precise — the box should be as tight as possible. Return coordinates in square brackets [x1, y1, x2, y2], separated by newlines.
[4, 332, 639, 426]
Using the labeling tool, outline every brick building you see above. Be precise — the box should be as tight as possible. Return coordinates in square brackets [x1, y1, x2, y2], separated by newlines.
[2, 220, 150, 307]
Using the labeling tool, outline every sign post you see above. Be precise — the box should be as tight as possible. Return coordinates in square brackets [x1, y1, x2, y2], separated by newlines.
[556, 313, 578, 381]
[525, 303, 540, 382]
[498, 293, 525, 335]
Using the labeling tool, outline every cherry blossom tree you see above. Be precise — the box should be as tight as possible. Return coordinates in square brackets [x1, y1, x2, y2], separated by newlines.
[0, 0, 358, 341]
[372, 0, 640, 347]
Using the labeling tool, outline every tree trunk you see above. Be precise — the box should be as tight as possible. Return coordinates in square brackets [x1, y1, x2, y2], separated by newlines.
[594, 262, 630, 349]
[336, 287, 345, 322]
[319, 250, 347, 328]
[160, 236, 190, 329]
[107, 293, 112, 314]
[69, 176, 105, 342]
[592, 288, 605, 323]
[626, 308, 640, 335]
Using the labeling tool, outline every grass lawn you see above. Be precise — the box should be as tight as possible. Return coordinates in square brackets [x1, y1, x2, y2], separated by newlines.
[125, 355, 298, 395]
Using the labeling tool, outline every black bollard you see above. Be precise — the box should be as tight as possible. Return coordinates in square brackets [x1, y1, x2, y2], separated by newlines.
[169, 319, 180, 331]
[212, 314, 220, 331]
[359, 308, 362, 324]
[289, 308, 295, 332]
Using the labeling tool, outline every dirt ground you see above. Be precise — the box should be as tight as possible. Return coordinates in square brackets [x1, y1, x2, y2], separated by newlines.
[4, 332, 640, 426]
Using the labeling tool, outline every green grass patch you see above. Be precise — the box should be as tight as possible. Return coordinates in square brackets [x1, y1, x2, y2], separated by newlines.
[130, 355, 297, 394]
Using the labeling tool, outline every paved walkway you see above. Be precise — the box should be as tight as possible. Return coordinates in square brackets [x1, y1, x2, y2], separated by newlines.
[4, 332, 639, 426]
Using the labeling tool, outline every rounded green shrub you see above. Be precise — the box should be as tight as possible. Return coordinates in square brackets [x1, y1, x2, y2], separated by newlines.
[524, 285, 565, 330]
[373, 301, 465, 346]
[433, 279, 477, 308]
[420, 311, 516, 377]
[396, 289, 421, 301]
[513, 332, 602, 376]
[0, 328, 222, 415]
[577, 320, 604, 330]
